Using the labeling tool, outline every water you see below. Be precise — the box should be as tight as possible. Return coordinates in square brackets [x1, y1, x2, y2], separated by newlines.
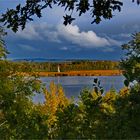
[33, 76, 125, 103]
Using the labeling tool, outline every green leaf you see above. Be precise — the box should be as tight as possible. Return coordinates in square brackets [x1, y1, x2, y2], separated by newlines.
[124, 79, 129, 87]
[94, 78, 98, 84]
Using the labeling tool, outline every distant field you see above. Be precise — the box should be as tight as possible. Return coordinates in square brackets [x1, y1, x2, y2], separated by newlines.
[36, 70, 123, 77]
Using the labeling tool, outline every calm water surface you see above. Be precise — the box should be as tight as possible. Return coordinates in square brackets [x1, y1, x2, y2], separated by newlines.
[33, 76, 124, 103]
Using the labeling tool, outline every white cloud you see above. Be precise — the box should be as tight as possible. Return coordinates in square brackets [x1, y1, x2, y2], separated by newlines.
[60, 46, 68, 51]
[106, 37, 122, 46]
[11, 23, 121, 52]
[56, 24, 122, 51]
[44, 31, 61, 43]
[111, 33, 131, 39]
[102, 47, 114, 52]
[16, 24, 41, 40]
[119, 33, 131, 38]
[19, 44, 38, 52]
[57, 24, 111, 48]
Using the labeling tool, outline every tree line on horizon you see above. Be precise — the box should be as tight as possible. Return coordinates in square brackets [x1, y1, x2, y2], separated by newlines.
[6, 60, 119, 72]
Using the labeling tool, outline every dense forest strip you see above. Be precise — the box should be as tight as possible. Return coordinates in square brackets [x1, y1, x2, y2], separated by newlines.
[1, 60, 122, 76]
[36, 70, 123, 77]
[11, 60, 120, 72]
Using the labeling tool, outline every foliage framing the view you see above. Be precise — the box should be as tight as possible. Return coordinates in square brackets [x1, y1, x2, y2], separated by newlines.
[0, 27, 48, 139]
[1, 0, 140, 32]
[0, 0, 140, 138]
[0, 27, 140, 138]
[0, 27, 8, 58]
[121, 33, 140, 86]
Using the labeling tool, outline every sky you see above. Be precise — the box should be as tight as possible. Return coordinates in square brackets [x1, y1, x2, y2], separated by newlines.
[0, 0, 140, 60]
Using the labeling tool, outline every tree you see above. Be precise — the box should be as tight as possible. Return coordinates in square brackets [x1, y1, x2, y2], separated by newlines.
[0, 1, 140, 139]
[116, 33, 140, 139]
[121, 33, 140, 86]
[0, 26, 9, 58]
[0, 0, 139, 32]
[0, 27, 49, 139]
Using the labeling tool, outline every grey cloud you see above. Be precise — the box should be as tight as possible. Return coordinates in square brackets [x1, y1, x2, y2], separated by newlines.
[16, 25, 42, 40]
[57, 24, 110, 48]
[18, 44, 38, 52]
[60, 47, 68, 51]
[56, 24, 122, 51]
[9, 23, 122, 52]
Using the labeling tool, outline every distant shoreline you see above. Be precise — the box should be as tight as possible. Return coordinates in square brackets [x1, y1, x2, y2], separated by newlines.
[35, 70, 123, 77]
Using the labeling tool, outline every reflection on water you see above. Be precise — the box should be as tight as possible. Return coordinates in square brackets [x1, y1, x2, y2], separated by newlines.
[33, 76, 124, 103]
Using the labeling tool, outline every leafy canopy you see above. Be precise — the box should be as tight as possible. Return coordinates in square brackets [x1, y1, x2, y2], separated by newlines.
[0, 27, 9, 58]
[121, 33, 140, 86]
[0, 27, 48, 139]
[0, 0, 139, 32]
